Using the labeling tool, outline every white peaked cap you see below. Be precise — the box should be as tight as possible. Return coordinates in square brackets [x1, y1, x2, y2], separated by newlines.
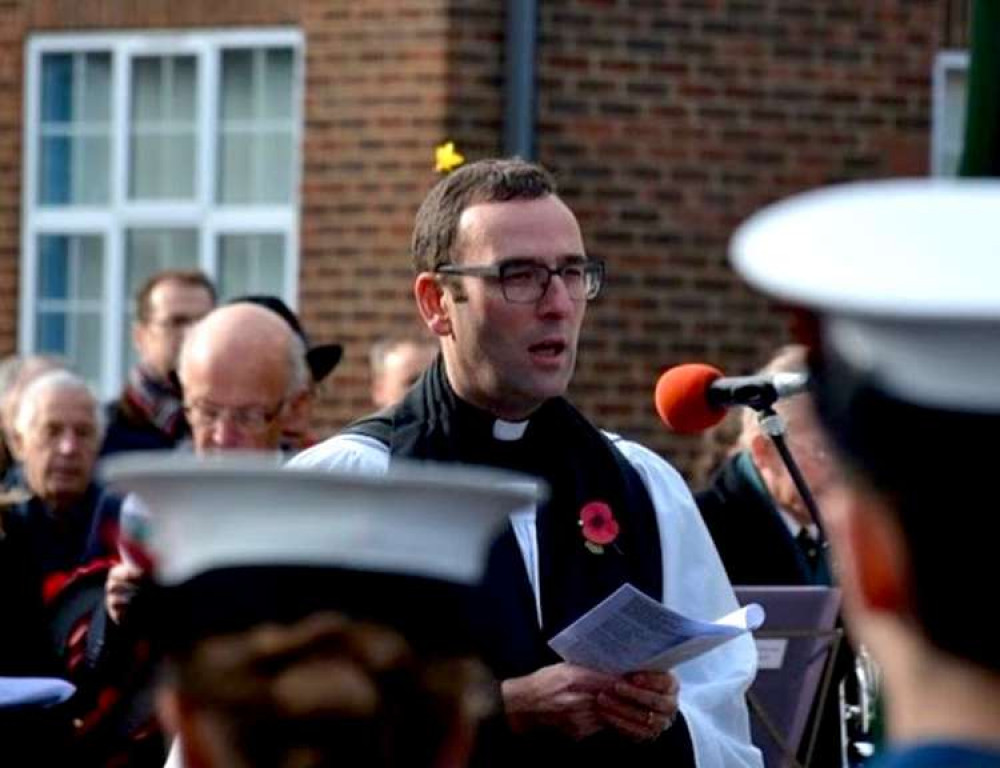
[730, 178, 1000, 411]
[103, 452, 544, 587]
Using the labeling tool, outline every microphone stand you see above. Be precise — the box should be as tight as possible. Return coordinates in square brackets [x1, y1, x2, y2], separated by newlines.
[756, 405, 826, 544]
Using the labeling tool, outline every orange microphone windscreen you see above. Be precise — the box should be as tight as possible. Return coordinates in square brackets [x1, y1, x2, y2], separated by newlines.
[654, 363, 727, 434]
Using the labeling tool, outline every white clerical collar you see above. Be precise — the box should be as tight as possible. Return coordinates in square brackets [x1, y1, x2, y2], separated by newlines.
[493, 418, 529, 441]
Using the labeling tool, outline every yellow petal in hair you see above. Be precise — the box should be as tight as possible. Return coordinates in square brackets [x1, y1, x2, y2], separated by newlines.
[435, 141, 465, 173]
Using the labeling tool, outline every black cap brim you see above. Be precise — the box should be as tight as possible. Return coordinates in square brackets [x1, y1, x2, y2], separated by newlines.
[307, 343, 343, 383]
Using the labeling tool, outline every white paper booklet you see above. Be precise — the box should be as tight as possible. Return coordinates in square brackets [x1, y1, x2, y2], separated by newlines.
[548, 583, 765, 675]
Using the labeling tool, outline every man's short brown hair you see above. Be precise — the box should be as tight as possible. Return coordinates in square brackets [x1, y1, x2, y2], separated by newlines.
[135, 270, 216, 323]
[411, 158, 558, 274]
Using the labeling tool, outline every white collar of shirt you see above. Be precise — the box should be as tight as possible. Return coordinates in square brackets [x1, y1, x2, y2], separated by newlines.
[778, 506, 819, 541]
[492, 418, 529, 441]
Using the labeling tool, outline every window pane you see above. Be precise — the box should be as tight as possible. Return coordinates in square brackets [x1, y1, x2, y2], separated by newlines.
[35, 234, 105, 383]
[218, 131, 254, 203]
[132, 57, 163, 121]
[163, 133, 196, 198]
[81, 52, 111, 123]
[41, 54, 73, 123]
[221, 49, 253, 120]
[36, 312, 67, 354]
[263, 48, 294, 119]
[39, 52, 111, 206]
[38, 235, 69, 299]
[39, 136, 72, 205]
[130, 134, 161, 198]
[259, 133, 293, 203]
[74, 312, 103, 385]
[130, 55, 197, 200]
[172, 56, 197, 121]
[217, 233, 284, 301]
[78, 236, 104, 300]
[125, 228, 200, 296]
[77, 135, 110, 204]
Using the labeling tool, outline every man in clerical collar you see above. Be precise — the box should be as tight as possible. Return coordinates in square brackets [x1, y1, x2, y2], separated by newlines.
[292, 158, 761, 767]
[731, 178, 1000, 768]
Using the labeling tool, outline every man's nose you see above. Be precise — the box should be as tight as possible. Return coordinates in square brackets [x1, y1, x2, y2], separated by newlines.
[537, 273, 574, 316]
[210, 418, 245, 448]
[56, 431, 79, 454]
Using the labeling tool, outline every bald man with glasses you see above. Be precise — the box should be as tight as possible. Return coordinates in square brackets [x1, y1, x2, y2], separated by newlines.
[292, 158, 760, 768]
[106, 304, 311, 623]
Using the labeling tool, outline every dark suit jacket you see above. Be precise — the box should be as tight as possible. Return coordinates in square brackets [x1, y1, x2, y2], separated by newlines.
[695, 452, 823, 586]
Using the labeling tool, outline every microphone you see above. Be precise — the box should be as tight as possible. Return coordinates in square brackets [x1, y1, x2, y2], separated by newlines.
[655, 363, 809, 434]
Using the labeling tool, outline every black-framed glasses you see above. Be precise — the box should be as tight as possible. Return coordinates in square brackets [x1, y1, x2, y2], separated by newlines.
[435, 259, 605, 303]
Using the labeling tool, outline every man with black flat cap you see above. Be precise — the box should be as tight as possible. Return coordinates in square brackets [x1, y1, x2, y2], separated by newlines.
[228, 295, 342, 452]
[731, 177, 1000, 767]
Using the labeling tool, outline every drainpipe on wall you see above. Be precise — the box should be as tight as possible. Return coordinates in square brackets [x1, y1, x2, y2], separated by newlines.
[504, 0, 538, 160]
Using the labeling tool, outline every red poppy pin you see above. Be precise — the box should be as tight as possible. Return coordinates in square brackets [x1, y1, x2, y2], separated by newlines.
[579, 501, 620, 555]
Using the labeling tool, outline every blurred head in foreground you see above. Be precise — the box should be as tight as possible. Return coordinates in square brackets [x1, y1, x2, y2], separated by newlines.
[731, 178, 1000, 752]
[162, 612, 491, 768]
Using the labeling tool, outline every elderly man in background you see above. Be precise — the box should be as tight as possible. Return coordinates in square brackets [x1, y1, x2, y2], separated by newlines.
[103, 302, 315, 766]
[102, 270, 216, 456]
[176, 301, 310, 454]
[0, 354, 67, 488]
[0, 370, 125, 759]
[228, 295, 342, 452]
[108, 301, 311, 618]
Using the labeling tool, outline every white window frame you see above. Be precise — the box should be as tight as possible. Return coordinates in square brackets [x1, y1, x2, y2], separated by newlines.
[930, 49, 970, 177]
[22, 28, 304, 398]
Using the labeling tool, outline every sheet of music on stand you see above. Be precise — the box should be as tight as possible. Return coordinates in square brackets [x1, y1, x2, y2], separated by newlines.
[548, 583, 764, 675]
[734, 586, 843, 768]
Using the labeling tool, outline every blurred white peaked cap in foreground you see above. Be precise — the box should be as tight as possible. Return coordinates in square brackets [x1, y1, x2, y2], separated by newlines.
[730, 178, 1000, 412]
[103, 452, 545, 587]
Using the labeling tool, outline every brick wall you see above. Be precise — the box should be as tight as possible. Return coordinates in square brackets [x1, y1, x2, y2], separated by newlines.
[532, 0, 947, 475]
[0, 0, 952, 479]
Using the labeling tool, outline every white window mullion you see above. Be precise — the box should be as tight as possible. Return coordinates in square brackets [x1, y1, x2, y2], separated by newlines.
[104, 222, 124, 395]
[21, 44, 42, 354]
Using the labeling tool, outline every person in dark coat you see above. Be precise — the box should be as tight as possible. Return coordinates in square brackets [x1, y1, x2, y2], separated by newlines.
[696, 345, 836, 588]
[1, 369, 137, 762]
[101, 270, 215, 456]
[731, 178, 1000, 767]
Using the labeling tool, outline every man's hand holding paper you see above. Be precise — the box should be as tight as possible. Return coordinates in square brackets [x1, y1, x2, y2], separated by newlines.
[549, 584, 765, 675]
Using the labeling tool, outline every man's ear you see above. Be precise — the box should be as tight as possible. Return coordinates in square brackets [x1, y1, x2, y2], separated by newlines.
[9, 425, 25, 462]
[414, 273, 452, 337]
[829, 488, 909, 616]
[132, 321, 148, 356]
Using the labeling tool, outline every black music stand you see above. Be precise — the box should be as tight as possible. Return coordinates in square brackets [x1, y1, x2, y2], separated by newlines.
[735, 586, 843, 768]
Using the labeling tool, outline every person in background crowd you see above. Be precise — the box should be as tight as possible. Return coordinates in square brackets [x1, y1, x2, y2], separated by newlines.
[0, 354, 68, 488]
[177, 302, 310, 456]
[696, 344, 838, 587]
[292, 158, 760, 767]
[694, 345, 852, 768]
[0, 370, 146, 762]
[228, 295, 342, 453]
[370, 335, 438, 409]
[106, 301, 313, 628]
[731, 178, 1000, 767]
[104, 302, 318, 767]
[102, 270, 216, 456]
